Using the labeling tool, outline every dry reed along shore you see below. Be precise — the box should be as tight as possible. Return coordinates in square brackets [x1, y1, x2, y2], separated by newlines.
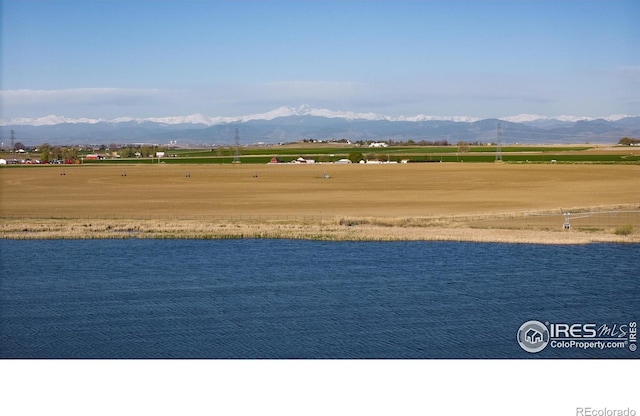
[2, 163, 639, 244]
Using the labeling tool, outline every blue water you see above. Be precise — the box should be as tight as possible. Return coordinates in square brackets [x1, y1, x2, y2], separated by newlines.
[1, 239, 637, 358]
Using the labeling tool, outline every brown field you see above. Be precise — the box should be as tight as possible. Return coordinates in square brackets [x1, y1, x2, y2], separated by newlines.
[1, 163, 639, 243]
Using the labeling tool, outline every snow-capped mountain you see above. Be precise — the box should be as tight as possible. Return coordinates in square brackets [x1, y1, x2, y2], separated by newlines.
[2, 115, 107, 126]
[0, 106, 386, 126]
[1, 105, 634, 127]
[501, 113, 632, 123]
[1, 106, 638, 145]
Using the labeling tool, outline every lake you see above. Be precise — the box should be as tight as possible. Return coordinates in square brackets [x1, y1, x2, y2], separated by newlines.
[1, 239, 637, 358]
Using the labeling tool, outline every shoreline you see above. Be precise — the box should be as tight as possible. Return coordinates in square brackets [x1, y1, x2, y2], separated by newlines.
[2, 218, 638, 245]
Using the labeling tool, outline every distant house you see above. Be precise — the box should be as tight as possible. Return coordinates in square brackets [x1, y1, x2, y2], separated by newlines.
[291, 157, 315, 164]
[334, 159, 352, 164]
[268, 157, 283, 164]
[85, 154, 101, 160]
[368, 142, 389, 148]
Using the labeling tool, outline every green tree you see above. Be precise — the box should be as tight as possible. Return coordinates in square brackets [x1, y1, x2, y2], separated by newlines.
[347, 152, 364, 163]
[619, 137, 640, 146]
[50, 146, 63, 161]
[120, 146, 135, 158]
[457, 142, 470, 154]
[39, 143, 51, 161]
[62, 147, 78, 161]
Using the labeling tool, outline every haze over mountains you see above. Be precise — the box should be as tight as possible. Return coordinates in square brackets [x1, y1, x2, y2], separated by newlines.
[1, 105, 638, 146]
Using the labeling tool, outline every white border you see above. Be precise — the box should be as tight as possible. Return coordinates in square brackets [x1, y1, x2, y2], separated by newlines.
[1, 360, 638, 416]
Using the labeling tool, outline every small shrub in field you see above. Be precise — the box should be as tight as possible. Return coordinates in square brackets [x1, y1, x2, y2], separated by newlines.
[614, 224, 634, 236]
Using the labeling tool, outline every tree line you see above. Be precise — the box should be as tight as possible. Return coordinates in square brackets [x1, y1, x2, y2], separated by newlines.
[618, 137, 640, 146]
[34, 143, 169, 162]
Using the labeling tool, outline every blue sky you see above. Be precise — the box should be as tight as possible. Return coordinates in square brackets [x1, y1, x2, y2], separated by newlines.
[1, 0, 639, 119]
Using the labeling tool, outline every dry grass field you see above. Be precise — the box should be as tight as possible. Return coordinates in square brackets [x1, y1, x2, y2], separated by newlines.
[2, 163, 639, 243]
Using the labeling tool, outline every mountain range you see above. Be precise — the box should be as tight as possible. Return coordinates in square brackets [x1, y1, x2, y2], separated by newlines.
[1, 105, 638, 146]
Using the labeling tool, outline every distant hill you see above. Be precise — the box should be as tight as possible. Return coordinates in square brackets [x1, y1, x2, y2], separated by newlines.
[1, 106, 638, 146]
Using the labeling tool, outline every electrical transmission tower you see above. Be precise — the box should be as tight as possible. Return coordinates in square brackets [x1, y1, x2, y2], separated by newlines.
[233, 128, 241, 164]
[10, 129, 16, 162]
[495, 123, 502, 162]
